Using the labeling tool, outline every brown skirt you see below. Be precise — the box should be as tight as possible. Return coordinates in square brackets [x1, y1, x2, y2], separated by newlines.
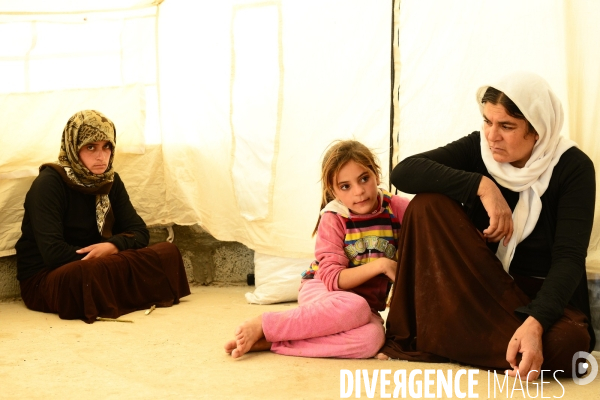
[20, 242, 191, 323]
[380, 193, 590, 375]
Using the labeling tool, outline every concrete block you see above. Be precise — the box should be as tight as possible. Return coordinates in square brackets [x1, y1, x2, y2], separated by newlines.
[0, 255, 19, 300]
[213, 244, 254, 283]
[171, 224, 254, 285]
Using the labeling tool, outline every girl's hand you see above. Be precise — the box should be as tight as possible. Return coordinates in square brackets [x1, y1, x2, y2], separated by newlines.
[477, 176, 513, 246]
[379, 258, 398, 282]
[337, 257, 398, 289]
[76, 243, 119, 260]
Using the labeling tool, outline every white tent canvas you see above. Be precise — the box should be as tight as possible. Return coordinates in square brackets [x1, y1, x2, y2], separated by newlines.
[1, 0, 599, 278]
[0, 0, 391, 263]
[390, 0, 600, 274]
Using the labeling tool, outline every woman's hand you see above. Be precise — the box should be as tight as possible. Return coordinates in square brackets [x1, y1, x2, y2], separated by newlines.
[76, 242, 119, 260]
[505, 316, 544, 381]
[477, 176, 513, 245]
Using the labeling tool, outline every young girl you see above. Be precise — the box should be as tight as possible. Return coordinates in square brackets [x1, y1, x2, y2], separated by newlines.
[224, 140, 410, 359]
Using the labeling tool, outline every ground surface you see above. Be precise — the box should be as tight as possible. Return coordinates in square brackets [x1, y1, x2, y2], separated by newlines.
[1, 286, 598, 399]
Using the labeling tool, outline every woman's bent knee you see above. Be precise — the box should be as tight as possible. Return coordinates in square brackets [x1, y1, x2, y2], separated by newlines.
[410, 193, 458, 213]
[542, 314, 591, 374]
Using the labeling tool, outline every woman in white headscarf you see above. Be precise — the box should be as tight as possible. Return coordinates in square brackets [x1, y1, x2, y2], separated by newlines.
[16, 110, 190, 323]
[379, 72, 595, 380]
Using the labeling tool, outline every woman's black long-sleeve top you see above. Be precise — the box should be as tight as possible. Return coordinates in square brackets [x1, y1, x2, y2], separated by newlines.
[392, 131, 596, 348]
[16, 167, 149, 281]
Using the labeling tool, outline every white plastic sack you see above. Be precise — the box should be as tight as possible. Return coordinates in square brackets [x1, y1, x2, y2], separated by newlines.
[245, 252, 312, 305]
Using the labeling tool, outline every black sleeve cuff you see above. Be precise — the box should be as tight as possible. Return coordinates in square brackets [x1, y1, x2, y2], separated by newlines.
[106, 236, 127, 252]
[514, 306, 553, 333]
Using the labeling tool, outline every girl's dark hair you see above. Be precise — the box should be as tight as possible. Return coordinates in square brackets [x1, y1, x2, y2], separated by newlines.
[481, 87, 536, 134]
[312, 140, 381, 236]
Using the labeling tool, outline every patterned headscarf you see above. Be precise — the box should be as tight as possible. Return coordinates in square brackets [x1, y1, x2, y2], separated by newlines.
[54, 110, 117, 237]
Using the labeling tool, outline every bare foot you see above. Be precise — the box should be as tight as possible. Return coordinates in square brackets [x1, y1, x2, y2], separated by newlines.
[224, 339, 237, 354]
[228, 315, 271, 359]
[376, 352, 391, 360]
[224, 338, 271, 355]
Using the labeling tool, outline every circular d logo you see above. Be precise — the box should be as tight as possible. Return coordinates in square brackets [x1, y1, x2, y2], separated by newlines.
[572, 351, 598, 385]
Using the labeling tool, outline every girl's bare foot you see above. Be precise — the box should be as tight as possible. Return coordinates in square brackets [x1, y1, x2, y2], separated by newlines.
[224, 339, 237, 354]
[224, 338, 271, 356]
[226, 315, 272, 359]
[376, 352, 391, 360]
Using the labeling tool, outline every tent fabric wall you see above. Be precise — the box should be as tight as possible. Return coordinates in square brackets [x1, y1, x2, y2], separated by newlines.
[563, 0, 600, 273]
[0, 0, 155, 14]
[2, 0, 598, 275]
[392, 0, 600, 274]
[0, 85, 147, 179]
[157, 0, 392, 259]
[0, 1, 392, 260]
[0, 85, 150, 257]
[0, 2, 162, 257]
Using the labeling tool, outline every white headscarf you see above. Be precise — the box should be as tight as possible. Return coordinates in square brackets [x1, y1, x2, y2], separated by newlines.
[476, 71, 577, 273]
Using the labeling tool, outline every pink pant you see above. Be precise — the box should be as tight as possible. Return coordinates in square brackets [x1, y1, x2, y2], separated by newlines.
[263, 278, 385, 358]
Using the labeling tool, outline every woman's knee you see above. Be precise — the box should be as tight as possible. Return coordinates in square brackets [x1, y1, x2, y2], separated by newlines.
[148, 241, 182, 259]
[409, 193, 459, 215]
[542, 318, 591, 374]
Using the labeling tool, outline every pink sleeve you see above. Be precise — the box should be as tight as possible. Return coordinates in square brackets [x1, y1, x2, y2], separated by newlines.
[314, 212, 348, 292]
[390, 194, 410, 223]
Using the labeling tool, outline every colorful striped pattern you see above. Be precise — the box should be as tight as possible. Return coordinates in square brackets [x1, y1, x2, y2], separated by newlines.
[302, 190, 401, 278]
[343, 193, 401, 267]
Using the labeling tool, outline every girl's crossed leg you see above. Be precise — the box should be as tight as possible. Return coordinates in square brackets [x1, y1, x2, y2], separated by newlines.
[224, 278, 384, 359]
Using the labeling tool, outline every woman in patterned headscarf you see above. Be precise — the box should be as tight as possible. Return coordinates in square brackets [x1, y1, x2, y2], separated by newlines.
[16, 110, 190, 323]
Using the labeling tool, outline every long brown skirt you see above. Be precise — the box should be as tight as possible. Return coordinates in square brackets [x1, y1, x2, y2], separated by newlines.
[380, 193, 590, 375]
[20, 242, 191, 323]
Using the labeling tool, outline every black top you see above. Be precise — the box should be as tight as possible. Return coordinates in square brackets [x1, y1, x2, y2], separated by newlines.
[392, 131, 596, 346]
[16, 167, 149, 281]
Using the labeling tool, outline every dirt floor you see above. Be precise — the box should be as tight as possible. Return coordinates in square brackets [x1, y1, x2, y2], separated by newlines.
[1, 285, 599, 399]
